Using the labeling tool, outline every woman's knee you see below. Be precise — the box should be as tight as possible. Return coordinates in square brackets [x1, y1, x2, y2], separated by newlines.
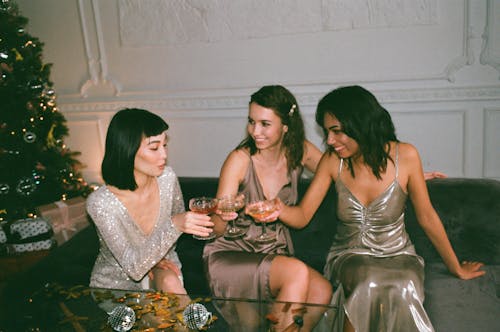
[307, 269, 333, 304]
[269, 256, 310, 294]
[274, 256, 310, 282]
[153, 269, 186, 294]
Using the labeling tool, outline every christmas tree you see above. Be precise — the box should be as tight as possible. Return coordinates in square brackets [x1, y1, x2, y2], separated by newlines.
[0, 0, 91, 221]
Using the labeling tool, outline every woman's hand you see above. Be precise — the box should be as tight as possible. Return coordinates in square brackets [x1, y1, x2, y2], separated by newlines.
[245, 198, 281, 223]
[148, 258, 181, 280]
[424, 171, 447, 180]
[171, 211, 214, 237]
[454, 261, 486, 280]
[215, 210, 238, 221]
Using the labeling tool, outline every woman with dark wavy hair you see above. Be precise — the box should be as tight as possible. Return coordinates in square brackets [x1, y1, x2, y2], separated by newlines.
[277, 86, 485, 332]
[203, 85, 332, 331]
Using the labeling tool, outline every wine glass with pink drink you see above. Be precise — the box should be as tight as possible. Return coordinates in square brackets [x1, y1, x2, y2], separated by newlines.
[189, 197, 218, 240]
[246, 198, 278, 243]
[217, 194, 247, 239]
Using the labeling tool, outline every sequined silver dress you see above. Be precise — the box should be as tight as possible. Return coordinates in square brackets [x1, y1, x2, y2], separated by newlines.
[323, 147, 434, 332]
[87, 166, 183, 290]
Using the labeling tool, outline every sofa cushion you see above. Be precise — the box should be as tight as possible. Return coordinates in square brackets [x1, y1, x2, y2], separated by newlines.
[424, 263, 500, 331]
[405, 178, 500, 264]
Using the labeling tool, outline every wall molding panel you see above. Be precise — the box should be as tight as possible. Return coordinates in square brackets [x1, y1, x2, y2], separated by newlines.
[77, 0, 121, 98]
[483, 108, 500, 178]
[480, 0, 500, 77]
[59, 85, 500, 113]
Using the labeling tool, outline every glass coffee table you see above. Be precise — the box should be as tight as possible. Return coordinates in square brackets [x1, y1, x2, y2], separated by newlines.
[1, 283, 337, 331]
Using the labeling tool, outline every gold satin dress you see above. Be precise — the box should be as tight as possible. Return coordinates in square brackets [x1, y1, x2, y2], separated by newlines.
[324, 150, 435, 332]
[203, 153, 301, 331]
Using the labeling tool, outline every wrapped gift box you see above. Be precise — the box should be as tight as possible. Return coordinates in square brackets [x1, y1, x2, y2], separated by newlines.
[0, 218, 56, 255]
[37, 196, 89, 246]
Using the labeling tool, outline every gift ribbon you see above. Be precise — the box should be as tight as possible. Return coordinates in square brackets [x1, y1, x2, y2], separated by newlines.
[53, 200, 78, 240]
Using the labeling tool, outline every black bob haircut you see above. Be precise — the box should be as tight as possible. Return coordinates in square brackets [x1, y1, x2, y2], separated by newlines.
[101, 108, 169, 190]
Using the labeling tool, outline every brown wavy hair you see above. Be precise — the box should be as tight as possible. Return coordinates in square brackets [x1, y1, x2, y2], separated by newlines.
[237, 85, 306, 172]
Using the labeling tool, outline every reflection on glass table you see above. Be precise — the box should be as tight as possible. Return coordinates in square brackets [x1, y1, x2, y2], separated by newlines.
[3, 284, 337, 331]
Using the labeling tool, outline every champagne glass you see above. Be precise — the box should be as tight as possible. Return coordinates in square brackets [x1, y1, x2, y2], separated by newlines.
[246, 199, 278, 243]
[189, 197, 218, 240]
[217, 194, 247, 239]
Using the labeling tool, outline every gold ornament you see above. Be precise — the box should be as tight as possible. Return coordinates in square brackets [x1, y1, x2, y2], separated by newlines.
[11, 48, 23, 61]
[47, 124, 57, 147]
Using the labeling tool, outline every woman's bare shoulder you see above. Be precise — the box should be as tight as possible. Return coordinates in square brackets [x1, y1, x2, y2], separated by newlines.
[397, 142, 420, 160]
[220, 148, 251, 177]
[316, 150, 340, 177]
[225, 148, 251, 165]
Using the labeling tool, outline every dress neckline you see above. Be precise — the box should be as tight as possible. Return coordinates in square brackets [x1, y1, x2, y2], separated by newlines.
[336, 143, 406, 208]
[248, 153, 292, 201]
[337, 178, 405, 209]
[103, 178, 162, 237]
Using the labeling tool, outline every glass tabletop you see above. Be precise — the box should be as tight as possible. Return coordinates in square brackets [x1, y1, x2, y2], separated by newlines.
[2, 283, 338, 331]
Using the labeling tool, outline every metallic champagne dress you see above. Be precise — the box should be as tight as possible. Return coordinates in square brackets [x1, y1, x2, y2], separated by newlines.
[86, 167, 183, 290]
[203, 152, 302, 330]
[324, 147, 435, 332]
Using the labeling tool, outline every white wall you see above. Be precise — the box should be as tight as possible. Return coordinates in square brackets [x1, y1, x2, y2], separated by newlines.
[16, 0, 500, 183]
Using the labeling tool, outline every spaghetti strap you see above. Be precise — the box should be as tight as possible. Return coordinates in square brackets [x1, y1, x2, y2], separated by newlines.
[395, 143, 399, 178]
[338, 158, 344, 177]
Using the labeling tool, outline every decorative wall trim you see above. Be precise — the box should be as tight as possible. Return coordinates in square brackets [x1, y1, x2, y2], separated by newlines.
[77, 0, 121, 98]
[480, 0, 500, 77]
[77, 0, 99, 85]
[58, 85, 500, 113]
[391, 109, 467, 176]
[483, 108, 500, 178]
[118, 0, 439, 46]
[442, 0, 473, 82]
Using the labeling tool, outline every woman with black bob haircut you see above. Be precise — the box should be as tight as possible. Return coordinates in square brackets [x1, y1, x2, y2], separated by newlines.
[101, 108, 169, 190]
[87, 108, 214, 293]
[277, 86, 485, 331]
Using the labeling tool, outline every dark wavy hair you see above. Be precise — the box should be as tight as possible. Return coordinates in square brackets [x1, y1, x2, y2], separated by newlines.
[237, 85, 306, 172]
[315, 85, 398, 179]
[101, 108, 169, 190]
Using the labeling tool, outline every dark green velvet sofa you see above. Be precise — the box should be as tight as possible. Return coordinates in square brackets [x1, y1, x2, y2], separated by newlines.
[1, 177, 499, 331]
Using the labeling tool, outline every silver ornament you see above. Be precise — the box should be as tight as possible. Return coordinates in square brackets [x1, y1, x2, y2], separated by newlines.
[182, 303, 213, 330]
[23, 131, 36, 143]
[16, 177, 36, 196]
[0, 183, 9, 195]
[107, 305, 136, 332]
